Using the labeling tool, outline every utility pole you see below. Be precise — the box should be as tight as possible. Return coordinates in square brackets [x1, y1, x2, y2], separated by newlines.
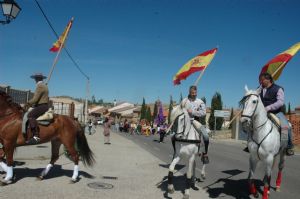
[85, 78, 90, 124]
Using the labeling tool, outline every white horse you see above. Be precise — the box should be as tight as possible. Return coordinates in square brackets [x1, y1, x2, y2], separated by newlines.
[167, 104, 206, 199]
[240, 86, 287, 199]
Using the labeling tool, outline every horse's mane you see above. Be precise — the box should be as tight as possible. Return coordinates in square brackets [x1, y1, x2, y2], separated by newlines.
[0, 90, 23, 112]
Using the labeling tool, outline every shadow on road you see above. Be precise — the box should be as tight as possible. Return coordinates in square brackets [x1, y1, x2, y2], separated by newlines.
[13, 165, 95, 183]
[204, 169, 265, 199]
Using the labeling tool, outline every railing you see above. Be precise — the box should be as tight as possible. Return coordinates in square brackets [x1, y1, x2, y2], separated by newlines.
[0, 85, 33, 104]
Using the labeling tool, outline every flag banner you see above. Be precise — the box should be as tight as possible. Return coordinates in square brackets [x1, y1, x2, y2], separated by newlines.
[173, 48, 218, 85]
[50, 19, 73, 52]
[260, 42, 300, 80]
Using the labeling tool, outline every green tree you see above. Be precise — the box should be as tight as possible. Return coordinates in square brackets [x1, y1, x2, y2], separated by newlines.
[180, 92, 183, 103]
[140, 98, 146, 120]
[91, 95, 96, 104]
[152, 100, 158, 123]
[208, 92, 224, 130]
[146, 106, 152, 122]
[168, 95, 173, 124]
[199, 96, 207, 125]
[282, 104, 287, 114]
[288, 102, 291, 115]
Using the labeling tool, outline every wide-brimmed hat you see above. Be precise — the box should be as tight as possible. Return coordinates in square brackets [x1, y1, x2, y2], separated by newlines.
[30, 72, 47, 80]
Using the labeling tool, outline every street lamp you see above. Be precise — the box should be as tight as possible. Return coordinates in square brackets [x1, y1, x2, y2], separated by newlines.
[0, 0, 21, 24]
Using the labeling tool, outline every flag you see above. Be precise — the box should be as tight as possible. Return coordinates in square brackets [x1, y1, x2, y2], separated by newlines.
[260, 42, 300, 80]
[50, 19, 73, 52]
[173, 48, 218, 85]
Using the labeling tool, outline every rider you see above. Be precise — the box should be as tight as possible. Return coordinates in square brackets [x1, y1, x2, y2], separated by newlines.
[259, 72, 294, 155]
[183, 85, 210, 164]
[26, 72, 49, 144]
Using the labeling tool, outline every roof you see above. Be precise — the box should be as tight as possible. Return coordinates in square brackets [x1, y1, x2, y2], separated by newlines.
[50, 97, 83, 105]
[89, 106, 106, 114]
[108, 102, 134, 112]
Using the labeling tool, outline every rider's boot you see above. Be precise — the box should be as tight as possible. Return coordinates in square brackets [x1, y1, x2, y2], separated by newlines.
[26, 128, 40, 145]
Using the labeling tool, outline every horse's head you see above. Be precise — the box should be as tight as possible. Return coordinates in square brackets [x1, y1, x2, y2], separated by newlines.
[239, 85, 260, 133]
[0, 91, 23, 116]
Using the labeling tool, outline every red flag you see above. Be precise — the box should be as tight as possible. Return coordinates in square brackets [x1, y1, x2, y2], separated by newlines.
[260, 42, 300, 80]
[50, 19, 73, 52]
[173, 48, 217, 85]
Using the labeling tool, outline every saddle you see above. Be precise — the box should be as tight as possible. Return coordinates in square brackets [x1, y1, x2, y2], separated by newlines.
[22, 108, 54, 134]
[268, 113, 288, 143]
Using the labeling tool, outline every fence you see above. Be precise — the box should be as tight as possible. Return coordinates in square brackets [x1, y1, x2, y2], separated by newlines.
[0, 85, 33, 104]
[0, 84, 85, 123]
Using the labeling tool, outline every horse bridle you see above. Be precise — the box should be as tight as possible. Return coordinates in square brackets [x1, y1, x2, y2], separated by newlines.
[241, 94, 259, 119]
[172, 112, 186, 135]
[241, 93, 269, 130]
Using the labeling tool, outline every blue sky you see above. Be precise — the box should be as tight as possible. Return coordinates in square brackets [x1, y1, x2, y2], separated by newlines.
[1, 0, 300, 109]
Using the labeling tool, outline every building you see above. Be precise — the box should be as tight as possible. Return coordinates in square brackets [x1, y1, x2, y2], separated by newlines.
[288, 106, 300, 145]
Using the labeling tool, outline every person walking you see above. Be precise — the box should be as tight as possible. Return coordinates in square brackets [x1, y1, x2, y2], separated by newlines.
[103, 117, 111, 144]
[159, 123, 167, 143]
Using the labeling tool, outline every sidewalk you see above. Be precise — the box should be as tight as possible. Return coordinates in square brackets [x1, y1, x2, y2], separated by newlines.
[0, 126, 209, 199]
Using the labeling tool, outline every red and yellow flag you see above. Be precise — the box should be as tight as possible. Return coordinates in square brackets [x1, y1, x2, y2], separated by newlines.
[50, 18, 73, 52]
[173, 48, 218, 85]
[260, 42, 300, 80]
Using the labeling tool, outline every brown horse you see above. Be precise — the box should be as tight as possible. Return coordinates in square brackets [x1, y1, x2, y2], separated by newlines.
[0, 91, 95, 185]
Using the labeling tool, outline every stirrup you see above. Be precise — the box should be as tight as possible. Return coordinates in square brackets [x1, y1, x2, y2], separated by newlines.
[26, 136, 40, 145]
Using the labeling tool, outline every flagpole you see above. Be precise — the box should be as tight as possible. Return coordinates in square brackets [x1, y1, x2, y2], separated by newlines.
[46, 17, 74, 85]
[226, 61, 287, 127]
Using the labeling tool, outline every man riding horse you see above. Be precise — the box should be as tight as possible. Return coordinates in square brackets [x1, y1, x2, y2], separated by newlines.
[183, 85, 210, 164]
[26, 72, 49, 144]
[244, 72, 294, 155]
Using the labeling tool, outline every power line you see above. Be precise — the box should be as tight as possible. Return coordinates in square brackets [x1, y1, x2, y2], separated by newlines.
[34, 0, 89, 80]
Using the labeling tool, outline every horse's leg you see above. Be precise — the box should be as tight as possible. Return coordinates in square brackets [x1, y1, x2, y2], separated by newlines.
[167, 155, 181, 194]
[200, 162, 206, 180]
[248, 156, 259, 198]
[64, 142, 79, 183]
[276, 149, 285, 191]
[183, 154, 196, 199]
[262, 155, 274, 199]
[1, 143, 14, 184]
[39, 139, 61, 180]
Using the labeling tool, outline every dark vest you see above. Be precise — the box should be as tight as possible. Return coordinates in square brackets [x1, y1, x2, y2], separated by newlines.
[260, 84, 283, 114]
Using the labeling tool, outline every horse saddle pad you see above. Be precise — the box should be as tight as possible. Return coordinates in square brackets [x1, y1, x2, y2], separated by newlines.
[37, 108, 54, 121]
[268, 113, 281, 127]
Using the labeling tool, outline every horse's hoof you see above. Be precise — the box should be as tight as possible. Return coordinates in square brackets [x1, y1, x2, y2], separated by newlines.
[253, 193, 259, 198]
[70, 178, 78, 184]
[276, 186, 281, 192]
[201, 173, 206, 180]
[168, 187, 174, 194]
[182, 194, 189, 199]
[0, 179, 12, 186]
[36, 176, 43, 181]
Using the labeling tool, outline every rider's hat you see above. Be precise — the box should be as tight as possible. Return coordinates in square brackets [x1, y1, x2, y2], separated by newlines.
[30, 72, 47, 80]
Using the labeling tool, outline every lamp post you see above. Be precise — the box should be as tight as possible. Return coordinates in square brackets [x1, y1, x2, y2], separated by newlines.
[0, 0, 21, 24]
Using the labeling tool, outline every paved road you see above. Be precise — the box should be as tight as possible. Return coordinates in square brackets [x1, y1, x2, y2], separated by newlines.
[118, 131, 300, 199]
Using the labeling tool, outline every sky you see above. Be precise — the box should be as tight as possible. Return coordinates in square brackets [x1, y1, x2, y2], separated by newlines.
[1, 0, 300, 109]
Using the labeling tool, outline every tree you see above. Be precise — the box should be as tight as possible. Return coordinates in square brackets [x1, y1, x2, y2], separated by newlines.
[281, 104, 287, 114]
[199, 96, 207, 125]
[179, 92, 183, 103]
[152, 100, 158, 123]
[168, 95, 173, 124]
[140, 98, 146, 120]
[288, 102, 291, 115]
[208, 92, 224, 130]
[146, 106, 152, 122]
[91, 95, 96, 104]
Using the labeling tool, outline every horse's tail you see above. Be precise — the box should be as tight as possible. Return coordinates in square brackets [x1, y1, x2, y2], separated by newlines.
[76, 124, 95, 167]
[171, 135, 176, 159]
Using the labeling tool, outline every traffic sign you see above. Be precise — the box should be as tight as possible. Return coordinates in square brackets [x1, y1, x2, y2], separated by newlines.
[214, 110, 231, 118]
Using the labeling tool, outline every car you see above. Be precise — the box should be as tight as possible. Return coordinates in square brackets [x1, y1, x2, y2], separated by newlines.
[97, 120, 104, 125]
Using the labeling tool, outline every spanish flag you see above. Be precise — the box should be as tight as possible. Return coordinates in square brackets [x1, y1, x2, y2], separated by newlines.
[260, 42, 300, 80]
[173, 48, 218, 85]
[50, 18, 73, 52]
